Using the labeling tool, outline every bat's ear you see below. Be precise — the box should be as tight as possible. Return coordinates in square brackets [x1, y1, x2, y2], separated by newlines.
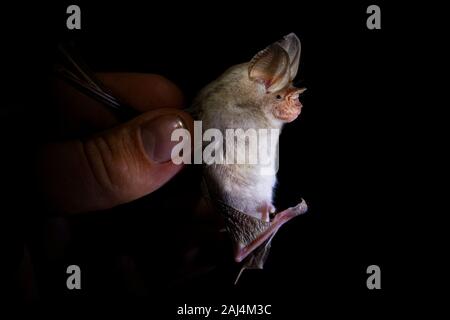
[277, 33, 301, 81]
[248, 43, 290, 93]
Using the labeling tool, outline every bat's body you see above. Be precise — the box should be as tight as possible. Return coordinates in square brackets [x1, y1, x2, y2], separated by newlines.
[192, 34, 308, 273]
[195, 64, 280, 218]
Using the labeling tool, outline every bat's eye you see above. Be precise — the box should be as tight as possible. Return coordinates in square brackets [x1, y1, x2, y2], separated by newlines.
[276, 94, 283, 100]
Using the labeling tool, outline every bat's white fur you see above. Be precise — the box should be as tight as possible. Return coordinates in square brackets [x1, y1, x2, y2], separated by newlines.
[193, 34, 303, 221]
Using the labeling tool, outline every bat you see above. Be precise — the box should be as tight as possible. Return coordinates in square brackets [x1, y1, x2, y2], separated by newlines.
[56, 33, 308, 284]
[191, 33, 308, 283]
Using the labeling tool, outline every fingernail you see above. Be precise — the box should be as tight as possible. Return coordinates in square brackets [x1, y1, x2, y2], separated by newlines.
[141, 114, 186, 163]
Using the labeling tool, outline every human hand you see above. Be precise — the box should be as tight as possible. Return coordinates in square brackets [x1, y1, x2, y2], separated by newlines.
[38, 72, 193, 214]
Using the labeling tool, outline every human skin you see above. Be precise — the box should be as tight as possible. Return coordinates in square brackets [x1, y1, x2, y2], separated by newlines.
[38, 72, 194, 214]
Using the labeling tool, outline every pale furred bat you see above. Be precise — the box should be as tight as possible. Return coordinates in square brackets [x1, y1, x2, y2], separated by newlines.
[191, 33, 308, 281]
[55, 34, 308, 283]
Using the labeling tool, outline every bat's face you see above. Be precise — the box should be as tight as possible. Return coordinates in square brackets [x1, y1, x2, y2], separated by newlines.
[248, 33, 305, 123]
[263, 85, 306, 123]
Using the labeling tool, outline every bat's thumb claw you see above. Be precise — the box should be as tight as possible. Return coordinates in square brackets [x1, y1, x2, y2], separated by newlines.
[292, 198, 308, 216]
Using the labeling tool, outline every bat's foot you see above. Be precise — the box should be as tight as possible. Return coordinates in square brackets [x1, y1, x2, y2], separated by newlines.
[234, 198, 308, 263]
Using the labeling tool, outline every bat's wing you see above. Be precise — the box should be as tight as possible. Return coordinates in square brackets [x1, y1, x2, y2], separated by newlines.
[233, 237, 274, 284]
[215, 199, 308, 284]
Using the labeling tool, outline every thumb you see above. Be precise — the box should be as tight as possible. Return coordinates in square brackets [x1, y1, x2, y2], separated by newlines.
[38, 108, 193, 214]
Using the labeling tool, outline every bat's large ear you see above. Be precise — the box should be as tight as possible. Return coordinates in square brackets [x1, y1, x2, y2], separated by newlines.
[277, 33, 301, 81]
[248, 43, 290, 93]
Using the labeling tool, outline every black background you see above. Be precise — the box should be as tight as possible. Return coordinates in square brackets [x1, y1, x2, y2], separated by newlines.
[2, 0, 425, 316]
